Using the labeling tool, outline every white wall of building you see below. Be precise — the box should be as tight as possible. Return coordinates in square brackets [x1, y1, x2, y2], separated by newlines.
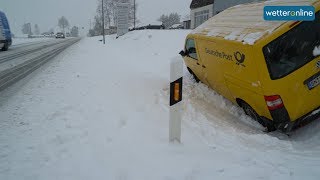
[190, 4, 214, 29]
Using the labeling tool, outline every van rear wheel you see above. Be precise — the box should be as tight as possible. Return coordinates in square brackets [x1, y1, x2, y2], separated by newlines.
[241, 102, 276, 132]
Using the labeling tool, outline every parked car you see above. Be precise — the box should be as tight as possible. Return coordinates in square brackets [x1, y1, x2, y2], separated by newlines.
[130, 24, 165, 31]
[55, 32, 65, 38]
[180, 1, 320, 133]
[169, 24, 184, 29]
[0, 11, 12, 51]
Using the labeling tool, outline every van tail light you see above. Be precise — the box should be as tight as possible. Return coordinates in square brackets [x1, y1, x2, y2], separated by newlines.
[264, 95, 284, 110]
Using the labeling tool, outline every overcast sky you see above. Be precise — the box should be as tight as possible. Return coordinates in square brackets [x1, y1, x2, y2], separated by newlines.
[0, 0, 192, 35]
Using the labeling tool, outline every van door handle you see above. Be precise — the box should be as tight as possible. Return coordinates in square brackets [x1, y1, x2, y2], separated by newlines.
[196, 63, 200, 65]
[202, 65, 206, 68]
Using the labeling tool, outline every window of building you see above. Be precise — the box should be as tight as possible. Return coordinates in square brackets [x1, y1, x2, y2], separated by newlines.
[194, 10, 209, 28]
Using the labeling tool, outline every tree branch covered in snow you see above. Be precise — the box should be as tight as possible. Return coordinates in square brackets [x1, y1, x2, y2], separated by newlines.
[158, 13, 181, 29]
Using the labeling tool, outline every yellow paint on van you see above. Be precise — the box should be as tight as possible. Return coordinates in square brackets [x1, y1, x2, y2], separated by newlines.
[182, 0, 320, 131]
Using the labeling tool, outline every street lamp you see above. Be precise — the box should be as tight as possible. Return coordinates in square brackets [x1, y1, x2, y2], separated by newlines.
[102, 0, 105, 44]
[134, 0, 136, 29]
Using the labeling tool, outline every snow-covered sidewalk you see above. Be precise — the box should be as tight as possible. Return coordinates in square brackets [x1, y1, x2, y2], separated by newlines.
[1, 30, 320, 180]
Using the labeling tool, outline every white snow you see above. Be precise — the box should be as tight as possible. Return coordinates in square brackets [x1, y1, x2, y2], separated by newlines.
[242, 32, 265, 45]
[1, 30, 320, 180]
[224, 30, 243, 41]
[313, 46, 320, 57]
[311, 109, 320, 116]
[223, 31, 264, 45]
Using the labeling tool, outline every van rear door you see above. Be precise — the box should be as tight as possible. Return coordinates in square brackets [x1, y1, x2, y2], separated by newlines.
[263, 12, 320, 120]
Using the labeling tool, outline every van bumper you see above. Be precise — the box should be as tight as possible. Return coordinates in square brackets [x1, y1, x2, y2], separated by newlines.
[263, 106, 320, 132]
[291, 106, 320, 131]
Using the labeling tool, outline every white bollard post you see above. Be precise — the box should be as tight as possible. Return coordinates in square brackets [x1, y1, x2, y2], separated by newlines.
[169, 57, 183, 143]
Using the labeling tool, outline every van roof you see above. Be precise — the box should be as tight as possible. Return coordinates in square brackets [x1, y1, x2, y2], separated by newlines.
[191, 0, 319, 45]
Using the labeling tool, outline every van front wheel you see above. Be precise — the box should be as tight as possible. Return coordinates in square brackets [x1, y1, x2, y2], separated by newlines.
[187, 67, 200, 83]
[241, 102, 276, 132]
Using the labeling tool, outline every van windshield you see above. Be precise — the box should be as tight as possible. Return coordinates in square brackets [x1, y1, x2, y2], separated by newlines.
[263, 11, 320, 80]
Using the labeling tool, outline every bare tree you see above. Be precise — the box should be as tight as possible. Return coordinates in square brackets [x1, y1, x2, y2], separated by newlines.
[96, 0, 112, 27]
[58, 16, 69, 33]
[158, 13, 181, 29]
[93, 15, 103, 35]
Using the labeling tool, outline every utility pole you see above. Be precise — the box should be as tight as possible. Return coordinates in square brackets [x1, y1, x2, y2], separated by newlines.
[102, 0, 105, 44]
[134, 0, 136, 29]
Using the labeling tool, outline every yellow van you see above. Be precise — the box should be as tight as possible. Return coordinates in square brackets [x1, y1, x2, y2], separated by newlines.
[180, 0, 320, 132]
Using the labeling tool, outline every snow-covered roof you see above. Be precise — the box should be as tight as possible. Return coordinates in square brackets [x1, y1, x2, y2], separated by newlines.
[190, 0, 214, 9]
[192, 0, 319, 45]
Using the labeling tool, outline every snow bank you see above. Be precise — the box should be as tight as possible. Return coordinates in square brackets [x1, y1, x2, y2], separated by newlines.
[1, 30, 320, 180]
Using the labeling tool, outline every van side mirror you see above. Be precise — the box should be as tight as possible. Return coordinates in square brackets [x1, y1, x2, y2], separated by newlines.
[179, 50, 186, 57]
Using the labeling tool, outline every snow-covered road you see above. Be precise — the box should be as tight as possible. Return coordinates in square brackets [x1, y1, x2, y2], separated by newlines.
[11, 37, 54, 47]
[0, 30, 320, 180]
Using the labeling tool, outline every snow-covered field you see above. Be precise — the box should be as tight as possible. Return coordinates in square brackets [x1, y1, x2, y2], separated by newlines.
[0, 30, 320, 180]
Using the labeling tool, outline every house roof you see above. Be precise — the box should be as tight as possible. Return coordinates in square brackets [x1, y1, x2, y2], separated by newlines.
[190, 0, 214, 9]
[191, 0, 319, 45]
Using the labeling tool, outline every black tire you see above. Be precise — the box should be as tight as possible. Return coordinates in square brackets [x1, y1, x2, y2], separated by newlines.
[1, 43, 8, 51]
[187, 67, 200, 83]
[241, 101, 276, 132]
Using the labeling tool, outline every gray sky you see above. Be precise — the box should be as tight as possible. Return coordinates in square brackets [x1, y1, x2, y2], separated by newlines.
[0, 0, 192, 35]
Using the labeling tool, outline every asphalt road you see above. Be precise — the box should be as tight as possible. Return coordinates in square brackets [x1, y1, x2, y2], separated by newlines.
[0, 38, 80, 91]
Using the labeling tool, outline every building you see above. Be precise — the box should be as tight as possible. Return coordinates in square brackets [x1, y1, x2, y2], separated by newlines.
[190, 0, 214, 29]
[183, 20, 191, 29]
[190, 0, 262, 29]
[213, 0, 262, 14]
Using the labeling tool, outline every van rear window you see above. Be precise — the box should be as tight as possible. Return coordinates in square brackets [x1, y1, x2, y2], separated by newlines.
[263, 11, 320, 80]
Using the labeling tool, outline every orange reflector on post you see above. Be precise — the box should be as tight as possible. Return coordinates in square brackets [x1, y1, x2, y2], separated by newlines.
[170, 77, 183, 106]
[174, 83, 180, 101]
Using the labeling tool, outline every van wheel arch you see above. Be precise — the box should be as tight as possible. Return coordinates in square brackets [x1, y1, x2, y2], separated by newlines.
[187, 67, 200, 83]
[236, 98, 276, 132]
[236, 98, 244, 108]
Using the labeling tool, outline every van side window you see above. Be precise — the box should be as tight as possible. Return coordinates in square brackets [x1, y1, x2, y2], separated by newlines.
[186, 39, 198, 60]
[263, 11, 320, 80]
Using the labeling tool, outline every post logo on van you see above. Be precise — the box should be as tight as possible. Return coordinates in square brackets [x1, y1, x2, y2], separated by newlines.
[317, 60, 320, 69]
[234, 51, 246, 67]
[204, 48, 246, 67]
